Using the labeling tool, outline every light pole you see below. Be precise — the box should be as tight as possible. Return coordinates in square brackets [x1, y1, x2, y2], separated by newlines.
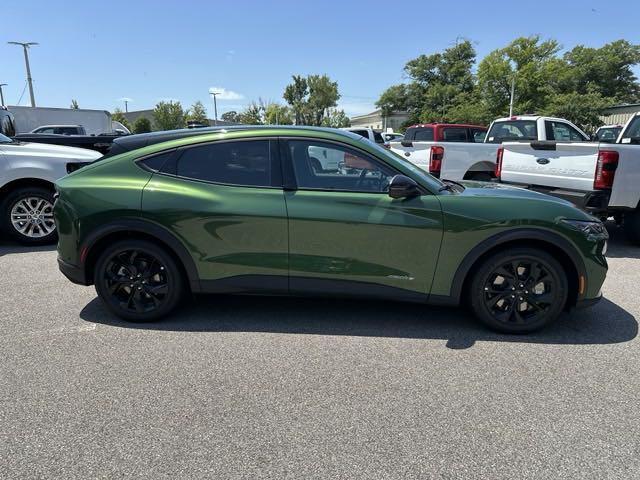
[210, 92, 220, 126]
[8, 42, 38, 107]
[0, 84, 6, 107]
[508, 60, 517, 117]
[124, 99, 129, 112]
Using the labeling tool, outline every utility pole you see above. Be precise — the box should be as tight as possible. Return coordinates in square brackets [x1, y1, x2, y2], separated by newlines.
[8, 42, 38, 107]
[509, 75, 516, 117]
[0, 84, 6, 107]
[124, 99, 129, 112]
[210, 92, 219, 126]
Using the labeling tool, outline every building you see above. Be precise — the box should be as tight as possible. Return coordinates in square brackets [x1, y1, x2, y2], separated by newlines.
[349, 109, 410, 132]
[599, 103, 640, 125]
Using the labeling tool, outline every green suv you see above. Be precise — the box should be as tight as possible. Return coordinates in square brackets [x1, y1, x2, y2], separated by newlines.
[54, 127, 608, 333]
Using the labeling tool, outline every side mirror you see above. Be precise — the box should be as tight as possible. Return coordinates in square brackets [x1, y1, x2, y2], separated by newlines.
[388, 174, 420, 199]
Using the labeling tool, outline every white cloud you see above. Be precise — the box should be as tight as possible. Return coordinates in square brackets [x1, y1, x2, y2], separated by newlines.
[208, 87, 244, 101]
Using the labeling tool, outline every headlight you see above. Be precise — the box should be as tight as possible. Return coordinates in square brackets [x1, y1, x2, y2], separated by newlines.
[560, 219, 608, 242]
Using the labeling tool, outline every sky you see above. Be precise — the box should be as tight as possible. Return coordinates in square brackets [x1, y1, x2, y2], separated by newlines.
[2, 0, 640, 118]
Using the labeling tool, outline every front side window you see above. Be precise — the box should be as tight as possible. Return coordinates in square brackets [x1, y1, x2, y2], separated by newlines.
[176, 140, 272, 187]
[373, 131, 385, 144]
[486, 120, 537, 143]
[545, 121, 585, 142]
[37, 127, 55, 134]
[621, 117, 640, 143]
[595, 127, 622, 142]
[288, 140, 395, 193]
[471, 128, 487, 143]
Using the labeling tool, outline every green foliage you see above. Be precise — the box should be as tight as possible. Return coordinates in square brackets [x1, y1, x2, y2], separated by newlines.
[133, 116, 152, 134]
[186, 100, 209, 125]
[221, 111, 240, 123]
[238, 102, 264, 125]
[321, 108, 350, 128]
[376, 36, 640, 131]
[264, 103, 293, 125]
[70, 99, 79, 109]
[283, 74, 340, 125]
[111, 108, 132, 132]
[152, 101, 186, 131]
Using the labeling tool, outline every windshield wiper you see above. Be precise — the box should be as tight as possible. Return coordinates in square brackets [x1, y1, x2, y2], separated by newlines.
[438, 178, 465, 192]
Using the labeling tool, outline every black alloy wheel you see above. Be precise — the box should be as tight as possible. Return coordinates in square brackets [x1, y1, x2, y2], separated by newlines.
[470, 248, 568, 333]
[94, 240, 184, 321]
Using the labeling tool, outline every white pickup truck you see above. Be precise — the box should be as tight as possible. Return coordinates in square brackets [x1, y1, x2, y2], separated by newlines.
[390, 116, 589, 181]
[0, 108, 102, 245]
[497, 112, 640, 243]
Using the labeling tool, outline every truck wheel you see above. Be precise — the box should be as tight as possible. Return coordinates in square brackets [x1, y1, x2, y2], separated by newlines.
[1, 187, 58, 245]
[469, 247, 568, 334]
[623, 210, 640, 244]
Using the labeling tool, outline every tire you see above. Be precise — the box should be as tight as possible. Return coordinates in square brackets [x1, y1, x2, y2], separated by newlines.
[1, 186, 57, 245]
[466, 172, 493, 182]
[623, 210, 640, 245]
[94, 239, 185, 322]
[469, 247, 568, 334]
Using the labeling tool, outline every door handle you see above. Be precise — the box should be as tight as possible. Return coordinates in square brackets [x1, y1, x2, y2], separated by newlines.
[536, 158, 550, 165]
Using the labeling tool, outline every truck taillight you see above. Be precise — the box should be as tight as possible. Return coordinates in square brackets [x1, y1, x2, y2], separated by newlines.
[594, 150, 619, 190]
[495, 147, 504, 179]
[429, 146, 444, 177]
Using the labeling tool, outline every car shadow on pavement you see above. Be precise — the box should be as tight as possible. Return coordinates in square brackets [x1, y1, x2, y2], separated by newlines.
[80, 294, 637, 350]
[604, 222, 640, 259]
[0, 240, 56, 257]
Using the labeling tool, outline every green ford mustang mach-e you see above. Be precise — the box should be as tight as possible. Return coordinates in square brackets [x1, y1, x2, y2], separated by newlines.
[54, 126, 608, 333]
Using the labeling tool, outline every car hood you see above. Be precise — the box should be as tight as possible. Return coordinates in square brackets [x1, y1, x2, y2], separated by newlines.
[0, 141, 103, 161]
[455, 180, 576, 206]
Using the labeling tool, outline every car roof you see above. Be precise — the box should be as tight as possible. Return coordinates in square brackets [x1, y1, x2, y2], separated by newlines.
[35, 124, 83, 128]
[108, 125, 364, 155]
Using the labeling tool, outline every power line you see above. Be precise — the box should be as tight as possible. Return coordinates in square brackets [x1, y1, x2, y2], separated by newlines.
[17, 80, 28, 105]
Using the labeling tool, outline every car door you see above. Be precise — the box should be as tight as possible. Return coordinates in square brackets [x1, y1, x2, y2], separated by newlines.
[281, 137, 443, 299]
[141, 138, 289, 292]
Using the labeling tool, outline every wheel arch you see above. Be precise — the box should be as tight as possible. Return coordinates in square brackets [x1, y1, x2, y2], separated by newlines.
[450, 229, 585, 310]
[464, 160, 495, 176]
[81, 219, 200, 292]
[0, 178, 56, 199]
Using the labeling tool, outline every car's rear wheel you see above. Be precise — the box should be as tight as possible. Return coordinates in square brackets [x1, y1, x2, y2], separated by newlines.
[94, 239, 184, 321]
[469, 248, 568, 333]
[1, 187, 57, 245]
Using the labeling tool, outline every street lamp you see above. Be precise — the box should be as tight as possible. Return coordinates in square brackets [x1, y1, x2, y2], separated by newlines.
[209, 92, 220, 126]
[508, 60, 517, 117]
[8, 42, 38, 107]
[0, 84, 7, 107]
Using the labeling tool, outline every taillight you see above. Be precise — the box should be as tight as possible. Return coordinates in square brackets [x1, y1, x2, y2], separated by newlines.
[594, 150, 619, 190]
[495, 147, 504, 179]
[429, 146, 444, 177]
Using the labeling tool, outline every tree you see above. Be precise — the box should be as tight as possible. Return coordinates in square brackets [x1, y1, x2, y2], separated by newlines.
[264, 103, 293, 125]
[321, 108, 350, 128]
[152, 101, 185, 131]
[237, 101, 264, 125]
[186, 100, 209, 125]
[133, 116, 152, 134]
[70, 99, 79, 109]
[111, 108, 132, 132]
[542, 91, 609, 133]
[221, 111, 240, 123]
[283, 74, 340, 125]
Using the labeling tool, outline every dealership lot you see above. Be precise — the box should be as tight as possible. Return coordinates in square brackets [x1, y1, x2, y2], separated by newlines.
[1, 225, 639, 479]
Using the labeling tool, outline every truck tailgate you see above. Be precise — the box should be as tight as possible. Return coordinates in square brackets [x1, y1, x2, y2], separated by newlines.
[501, 142, 599, 191]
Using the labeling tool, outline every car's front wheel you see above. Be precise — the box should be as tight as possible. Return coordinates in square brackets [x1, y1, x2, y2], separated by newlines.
[1, 187, 57, 245]
[94, 239, 185, 321]
[469, 247, 568, 333]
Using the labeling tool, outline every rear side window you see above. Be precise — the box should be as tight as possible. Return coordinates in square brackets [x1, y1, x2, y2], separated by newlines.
[486, 121, 537, 143]
[405, 127, 434, 142]
[441, 127, 468, 142]
[176, 140, 272, 187]
[595, 127, 622, 142]
[138, 150, 176, 172]
[545, 121, 586, 142]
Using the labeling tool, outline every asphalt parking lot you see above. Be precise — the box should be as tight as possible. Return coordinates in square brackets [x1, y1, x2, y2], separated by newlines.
[1, 225, 639, 479]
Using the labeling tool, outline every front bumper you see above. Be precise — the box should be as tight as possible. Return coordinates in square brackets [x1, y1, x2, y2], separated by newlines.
[57, 257, 88, 285]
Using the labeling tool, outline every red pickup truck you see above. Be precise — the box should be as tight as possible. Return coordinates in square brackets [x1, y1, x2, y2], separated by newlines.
[401, 123, 488, 144]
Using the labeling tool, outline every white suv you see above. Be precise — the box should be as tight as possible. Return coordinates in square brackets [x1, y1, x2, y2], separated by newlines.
[0, 108, 101, 245]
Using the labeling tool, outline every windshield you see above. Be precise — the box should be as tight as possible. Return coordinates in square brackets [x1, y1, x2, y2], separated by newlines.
[0, 133, 12, 143]
[362, 138, 445, 190]
[486, 120, 537, 143]
[621, 116, 640, 143]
